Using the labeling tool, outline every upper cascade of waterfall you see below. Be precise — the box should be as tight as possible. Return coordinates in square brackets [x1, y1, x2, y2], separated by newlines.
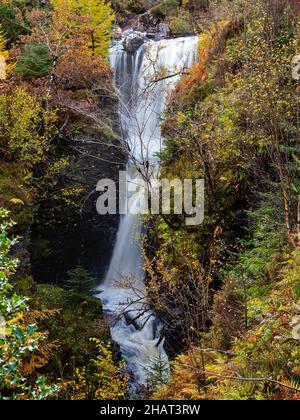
[110, 34, 199, 170]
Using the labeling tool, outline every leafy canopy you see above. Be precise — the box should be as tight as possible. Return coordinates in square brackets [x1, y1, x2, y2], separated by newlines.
[50, 0, 115, 56]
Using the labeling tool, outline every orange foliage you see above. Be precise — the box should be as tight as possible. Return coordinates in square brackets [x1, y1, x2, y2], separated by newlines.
[55, 48, 111, 90]
[20, 309, 60, 376]
[175, 21, 232, 92]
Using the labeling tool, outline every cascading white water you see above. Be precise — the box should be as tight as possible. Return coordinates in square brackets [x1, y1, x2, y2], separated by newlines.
[97, 34, 198, 388]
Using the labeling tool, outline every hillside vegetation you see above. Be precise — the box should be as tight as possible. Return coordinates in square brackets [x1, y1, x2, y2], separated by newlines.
[146, 0, 300, 400]
[1, 0, 300, 401]
[0, 0, 127, 400]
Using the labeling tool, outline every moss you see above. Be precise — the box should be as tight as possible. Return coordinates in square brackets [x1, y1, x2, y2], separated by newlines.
[13, 276, 36, 295]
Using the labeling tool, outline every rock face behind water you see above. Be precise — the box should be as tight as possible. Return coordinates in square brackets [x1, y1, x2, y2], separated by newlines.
[123, 11, 171, 45]
[134, 11, 160, 33]
[121, 23, 171, 55]
[158, 23, 171, 37]
[123, 32, 145, 54]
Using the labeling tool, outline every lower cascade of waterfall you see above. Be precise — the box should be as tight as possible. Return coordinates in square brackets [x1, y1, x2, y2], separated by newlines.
[96, 34, 198, 390]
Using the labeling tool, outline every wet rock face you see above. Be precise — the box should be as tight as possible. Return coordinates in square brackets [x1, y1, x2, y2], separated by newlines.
[134, 11, 160, 33]
[121, 19, 171, 55]
[123, 32, 145, 54]
[30, 97, 126, 285]
[119, 10, 172, 48]
[158, 22, 171, 37]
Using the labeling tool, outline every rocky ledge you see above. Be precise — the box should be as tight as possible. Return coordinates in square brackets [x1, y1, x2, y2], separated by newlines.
[120, 26, 172, 54]
[114, 10, 173, 55]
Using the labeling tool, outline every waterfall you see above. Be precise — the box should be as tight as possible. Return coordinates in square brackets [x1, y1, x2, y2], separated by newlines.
[97, 35, 198, 388]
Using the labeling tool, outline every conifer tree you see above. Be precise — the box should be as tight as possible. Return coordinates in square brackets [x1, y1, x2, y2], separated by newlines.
[63, 265, 97, 296]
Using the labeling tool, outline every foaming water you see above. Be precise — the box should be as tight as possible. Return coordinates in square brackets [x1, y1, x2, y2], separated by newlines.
[97, 35, 198, 389]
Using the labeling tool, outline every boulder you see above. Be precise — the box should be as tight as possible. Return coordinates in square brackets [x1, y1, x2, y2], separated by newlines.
[134, 11, 161, 32]
[158, 23, 171, 37]
[123, 32, 145, 54]
[112, 27, 123, 40]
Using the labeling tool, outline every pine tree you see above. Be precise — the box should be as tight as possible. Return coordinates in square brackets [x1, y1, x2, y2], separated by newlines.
[63, 265, 97, 296]
[16, 43, 52, 80]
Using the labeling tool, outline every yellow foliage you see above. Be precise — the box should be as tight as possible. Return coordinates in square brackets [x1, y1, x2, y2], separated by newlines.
[0, 28, 8, 80]
[0, 88, 58, 165]
[62, 338, 128, 400]
[21, 309, 60, 324]
[22, 341, 58, 375]
[50, 0, 115, 56]
[9, 198, 25, 205]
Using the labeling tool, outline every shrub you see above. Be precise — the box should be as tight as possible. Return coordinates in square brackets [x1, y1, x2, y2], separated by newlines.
[30, 283, 109, 370]
[0, 3, 29, 47]
[0, 88, 58, 165]
[166, 9, 193, 35]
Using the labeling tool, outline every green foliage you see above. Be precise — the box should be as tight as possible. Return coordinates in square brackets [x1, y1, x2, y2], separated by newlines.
[0, 1, 28, 46]
[161, 0, 180, 10]
[0, 0, 43, 46]
[27, 283, 125, 400]
[150, 1, 194, 35]
[30, 283, 109, 370]
[166, 8, 192, 35]
[210, 188, 287, 346]
[63, 265, 97, 296]
[0, 88, 58, 165]
[0, 208, 57, 399]
[16, 43, 52, 80]
[61, 338, 128, 400]
[113, 0, 153, 14]
[153, 0, 300, 401]
[158, 252, 300, 400]
[140, 356, 170, 398]
[237, 190, 286, 284]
